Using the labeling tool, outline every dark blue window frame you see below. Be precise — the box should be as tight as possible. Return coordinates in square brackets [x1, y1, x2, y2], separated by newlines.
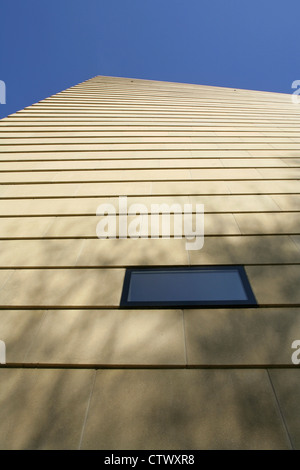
[120, 265, 257, 308]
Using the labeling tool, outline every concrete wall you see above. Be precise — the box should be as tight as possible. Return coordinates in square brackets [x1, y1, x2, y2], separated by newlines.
[0, 76, 300, 449]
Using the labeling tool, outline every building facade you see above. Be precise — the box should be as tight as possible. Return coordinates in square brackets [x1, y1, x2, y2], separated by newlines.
[0, 76, 300, 449]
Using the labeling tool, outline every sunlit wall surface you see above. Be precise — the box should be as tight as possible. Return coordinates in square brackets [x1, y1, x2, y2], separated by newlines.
[0, 76, 300, 449]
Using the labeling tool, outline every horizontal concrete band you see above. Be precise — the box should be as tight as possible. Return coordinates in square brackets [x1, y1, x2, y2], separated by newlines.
[0, 194, 298, 214]
[1, 181, 300, 198]
[2, 125, 300, 131]
[1, 213, 300, 238]
[0, 265, 300, 306]
[0, 307, 300, 367]
[2, 150, 300, 162]
[1, 168, 300, 182]
[0, 368, 297, 449]
[1, 236, 300, 266]
[0, 159, 299, 171]
[2, 144, 300, 152]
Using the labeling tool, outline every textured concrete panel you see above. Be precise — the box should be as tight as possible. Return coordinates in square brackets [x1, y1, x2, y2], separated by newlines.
[26, 309, 185, 365]
[184, 308, 300, 365]
[269, 369, 300, 450]
[189, 235, 300, 264]
[81, 369, 290, 450]
[246, 265, 300, 305]
[0, 268, 124, 307]
[0, 310, 45, 362]
[0, 369, 94, 450]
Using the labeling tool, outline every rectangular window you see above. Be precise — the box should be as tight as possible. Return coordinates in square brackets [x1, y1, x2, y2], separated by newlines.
[120, 266, 257, 308]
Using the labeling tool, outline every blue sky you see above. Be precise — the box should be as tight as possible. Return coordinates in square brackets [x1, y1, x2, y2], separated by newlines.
[0, 0, 300, 119]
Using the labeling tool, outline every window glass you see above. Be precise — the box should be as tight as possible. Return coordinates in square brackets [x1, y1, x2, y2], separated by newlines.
[121, 266, 257, 307]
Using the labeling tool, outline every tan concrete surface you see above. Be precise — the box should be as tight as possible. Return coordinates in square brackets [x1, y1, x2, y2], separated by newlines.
[25, 309, 185, 365]
[1, 183, 81, 198]
[0, 195, 191, 216]
[39, 213, 239, 237]
[189, 235, 300, 264]
[0, 369, 94, 450]
[151, 181, 231, 194]
[0, 216, 55, 238]
[0, 310, 45, 362]
[81, 369, 290, 449]
[291, 235, 300, 253]
[226, 180, 300, 194]
[246, 265, 300, 304]
[0, 268, 124, 307]
[269, 369, 300, 450]
[271, 195, 300, 210]
[234, 212, 300, 234]
[75, 238, 189, 266]
[1, 168, 193, 183]
[0, 239, 86, 267]
[0, 194, 286, 216]
[184, 308, 300, 365]
[189, 194, 281, 211]
[190, 168, 262, 179]
[1, 74, 300, 450]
